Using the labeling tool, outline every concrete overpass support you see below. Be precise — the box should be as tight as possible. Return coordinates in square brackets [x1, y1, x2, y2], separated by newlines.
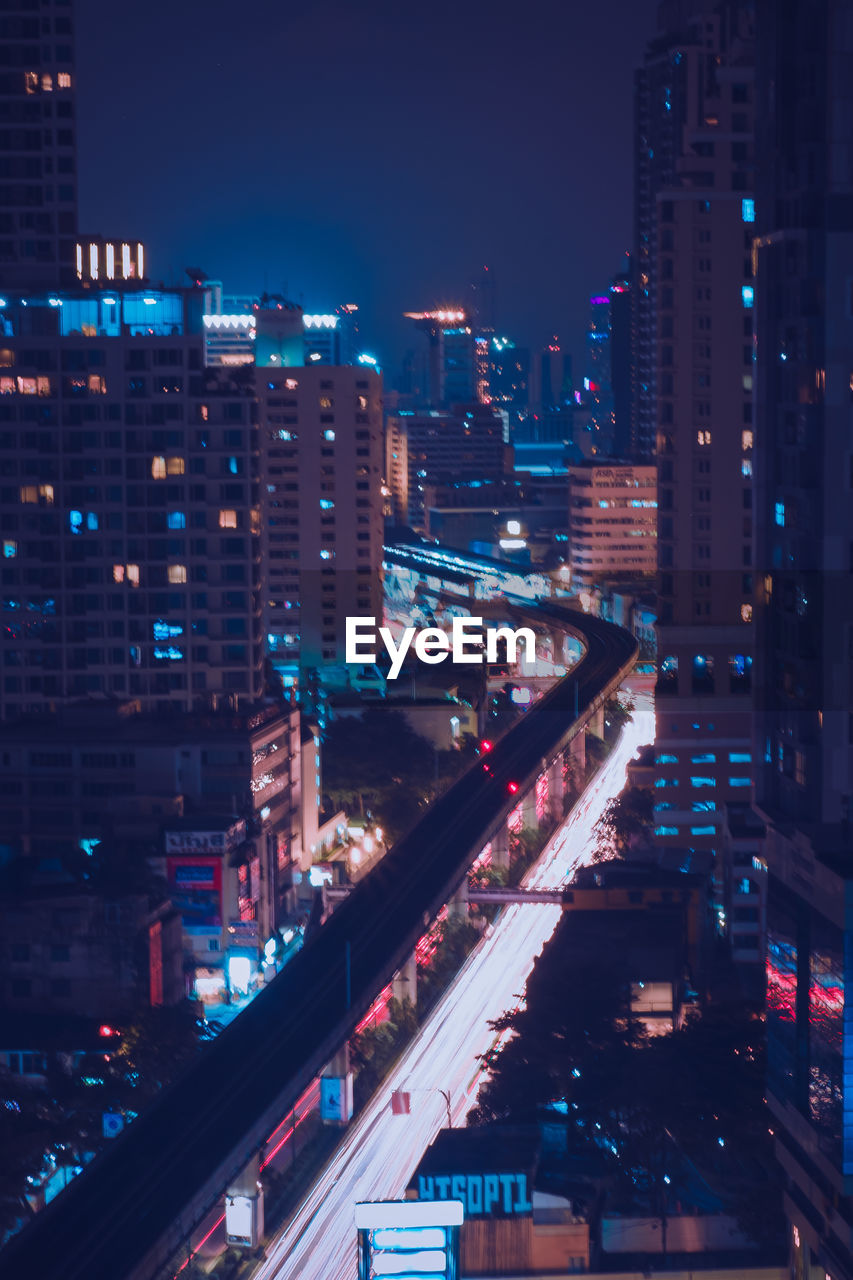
[448, 879, 469, 920]
[225, 1152, 264, 1249]
[521, 787, 538, 832]
[490, 825, 510, 872]
[547, 756, 565, 822]
[588, 704, 605, 740]
[391, 951, 417, 1006]
[321, 1044, 353, 1127]
[570, 731, 586, 785]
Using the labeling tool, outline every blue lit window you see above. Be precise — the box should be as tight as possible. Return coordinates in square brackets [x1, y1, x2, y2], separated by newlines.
[228, 457, 239, 475]
[656, 753, 678, 764]
[86, 512, 98, 531]
[2, 540, 16, 558]
[742, 285, 754, 308]
[320, 549, 334, 560]
[741, 198, 755, 223]
[691, 825, 715, 836]
[690, 776, 716, 788]
[655, 825, 679, 837]
[692, 800, 716, 812]
[655, 777, 678, 788]
[319, 499, 335, 510]
[729, 751, 751, 763]
[323, 429, 335, 441]
[653, 803, 677, 813]
[728, 776, 751, 788]
[774, 501, 785, 527]
[69, 509, 83, 533]
[167, 511, 186, 529]
[742, 459, 752, 477]
[691, 753, 716, 763]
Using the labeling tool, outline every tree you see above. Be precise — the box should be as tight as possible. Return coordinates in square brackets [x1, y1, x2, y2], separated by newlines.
[592, 786, 654, 862]
[110, 1001, 215, 1106]
[322, 709, 435, 842]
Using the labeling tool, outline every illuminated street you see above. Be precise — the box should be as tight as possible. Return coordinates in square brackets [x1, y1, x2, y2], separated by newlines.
[256, 693, 654, 1280]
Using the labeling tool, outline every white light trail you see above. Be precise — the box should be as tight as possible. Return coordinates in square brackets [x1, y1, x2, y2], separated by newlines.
[258, 694, 654, 1280]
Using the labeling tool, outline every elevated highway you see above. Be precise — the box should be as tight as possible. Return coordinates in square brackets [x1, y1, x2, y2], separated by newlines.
[0, 605, 636, 1280]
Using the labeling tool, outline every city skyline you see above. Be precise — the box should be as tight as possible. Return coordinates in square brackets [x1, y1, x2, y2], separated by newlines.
[74, 0, 657, 370]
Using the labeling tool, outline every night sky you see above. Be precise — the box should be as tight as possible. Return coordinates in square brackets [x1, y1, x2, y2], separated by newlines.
[76, 0, 658, 373]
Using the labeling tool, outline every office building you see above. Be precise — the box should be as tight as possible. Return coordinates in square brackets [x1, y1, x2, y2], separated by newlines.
[568, 462, 657, 585]
[608, 268, 633, 458]
[385, 404, 513, 530]
[0, 1, 78, 292]
[404, 308, 477, 408]
[752, 2, 853, 1275]
[257, 301, 384, 682]
[0, 284, 265, 719]
[642, 0, 756, 887]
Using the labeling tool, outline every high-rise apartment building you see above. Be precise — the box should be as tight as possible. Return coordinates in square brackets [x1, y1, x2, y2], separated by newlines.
[752, 3, 853, 1275]
[0, 1, 78, 291]
[257, 300, 384, 683]
[568, 462, 657, 585]
[0, 286, 265, 719]
[641, 0, 756, 902]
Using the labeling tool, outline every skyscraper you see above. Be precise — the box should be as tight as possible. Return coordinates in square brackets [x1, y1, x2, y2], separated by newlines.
[0, 285, 265, 719]
[257, 300, 384, 685]
[0, 0, 78, 291]
[641, 0, 756, 896]
[753, 3, 853, 1274]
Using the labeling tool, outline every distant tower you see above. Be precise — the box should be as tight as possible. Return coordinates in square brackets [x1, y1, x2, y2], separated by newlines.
[0, 2, 79, 289]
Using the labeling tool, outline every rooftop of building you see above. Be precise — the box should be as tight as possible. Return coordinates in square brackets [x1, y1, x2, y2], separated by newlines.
[0, 698, 294, 745]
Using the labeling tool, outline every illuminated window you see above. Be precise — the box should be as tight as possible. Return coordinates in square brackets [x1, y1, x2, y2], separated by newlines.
[319, 397, 333, 409]
[741, 603, 753, 622]
[357, 395, 368, 410]
[25, 72, 38, 94]
[774, 501, 785, 527]
[742, 429, 753, 451]
[40, 484, 54, 504]
[323, 429, 335, 441]
[742, 459, 753, 477]
[0, 349, 12, 368]
[57, 72, 72, 89]
[88, 374, 106, 395]
[199, 404, 209, 421]
[319, 549, 334, 560]
[20, 485, 38, 504]
[167, 565, 187, 584]
[151, 455, 166, 478]
[3, 540, 17, 558]
[112, 564, 125, 583]
[166, 456, 185, 475]
[127, 564, 140, 587]
[741, 198, 755, 223]
[285, 378, 298, 390]
[219, 509, 238, 529]
[742, 285, 754, 308]
[167, 511, 186, 530]
[696, 430, 712, 446]
[41, 74, 53, 92]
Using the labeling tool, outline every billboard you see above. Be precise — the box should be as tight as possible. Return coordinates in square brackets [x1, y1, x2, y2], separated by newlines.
[167, 857, 222, 935]
[164, 822, 244, 855]
[356, 1200, 462, 1280]
[320, 1074, 354, 1125]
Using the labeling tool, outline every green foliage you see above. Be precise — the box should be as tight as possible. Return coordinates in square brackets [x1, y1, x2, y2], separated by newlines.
[111, 1000, 215, 1105]
[417, 916, 481, 1016]
[468, 917, 783, 1252]
[592, 785, 654, 862]
[322, 709, 436, 842]
[350, 997, 418, 1109]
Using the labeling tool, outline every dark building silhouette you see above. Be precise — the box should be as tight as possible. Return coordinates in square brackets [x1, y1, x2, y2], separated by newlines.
[753, 3, 853, 1276]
